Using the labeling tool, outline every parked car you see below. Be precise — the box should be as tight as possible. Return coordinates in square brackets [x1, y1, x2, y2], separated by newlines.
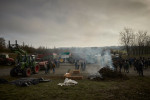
[0, 53, 15, 65]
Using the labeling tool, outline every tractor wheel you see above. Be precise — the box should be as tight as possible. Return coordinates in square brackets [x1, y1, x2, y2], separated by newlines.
[10, 67, 18, 77]
[33, 65, 40, 74]
[23, 68, 32, 77]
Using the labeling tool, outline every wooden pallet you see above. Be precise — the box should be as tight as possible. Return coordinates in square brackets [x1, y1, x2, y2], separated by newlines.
[66, 76, 83, 80]
[72, 70, 80, 74]
[64, 70, 83, 80]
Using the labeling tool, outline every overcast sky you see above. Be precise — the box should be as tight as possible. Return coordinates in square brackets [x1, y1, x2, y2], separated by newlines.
[0, 0, 150, 48]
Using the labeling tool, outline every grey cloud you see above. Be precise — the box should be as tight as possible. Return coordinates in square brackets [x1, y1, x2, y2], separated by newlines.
[0, 0, 150, 47]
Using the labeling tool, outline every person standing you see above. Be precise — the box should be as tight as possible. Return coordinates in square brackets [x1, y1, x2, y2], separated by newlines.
[119, 60, 123, 72]
[81, 62, 84, 71]
[45, 60, 50, 74]
[52, 61, 56, 74]
[44, 63, 48, 74]
[123, 60, 129, 73]
[77, 60, 80, 69]
[137, 60, 144, 76]
[133, 59, 138, 71]
[75, 61, 78, 69]
[83, 61, 86, 71]
[54, 59, 57, 67]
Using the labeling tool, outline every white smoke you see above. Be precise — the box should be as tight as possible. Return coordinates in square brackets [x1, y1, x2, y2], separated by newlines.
[99, 50, 113, 69]
[70, 47, 114, 74]
[86, 49, 114, 74]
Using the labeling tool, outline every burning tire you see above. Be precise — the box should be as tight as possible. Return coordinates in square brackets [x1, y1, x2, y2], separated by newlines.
[33, 65, 40, 74]
[10, 67, 18, 77]
[23, 68, 32, 77]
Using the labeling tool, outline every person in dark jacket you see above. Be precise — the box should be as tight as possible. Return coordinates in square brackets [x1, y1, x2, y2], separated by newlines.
[83, 61, 86, 71]
[81, 62, 84, 71]
[75, 61, 78, 69]
[52, 61, 56, 74]
[137, 60, 144, 76]
[119, 60, 123, 72]
[123, 60, 129, 73]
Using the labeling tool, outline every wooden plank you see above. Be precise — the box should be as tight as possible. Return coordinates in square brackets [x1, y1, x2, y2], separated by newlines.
[72, 70, 80, 74]
[66, 76, 83, 80]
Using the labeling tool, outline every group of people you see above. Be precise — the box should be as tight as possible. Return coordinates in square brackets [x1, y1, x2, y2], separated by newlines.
[45, 59, 60, 74]
[75, 60, 86, 71]
[113, 57, 150, 76]
[44, 57, 150, 76]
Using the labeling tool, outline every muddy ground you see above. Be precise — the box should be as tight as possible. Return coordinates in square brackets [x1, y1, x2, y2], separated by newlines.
[0, 63, 150, 77]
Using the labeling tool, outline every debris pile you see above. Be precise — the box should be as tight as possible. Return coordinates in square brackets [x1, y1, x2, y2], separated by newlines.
[58, 78, 78, 86]
[10, 77, 50, 87]
[99, 67, 128, 79]
[88, 73, 103, 80]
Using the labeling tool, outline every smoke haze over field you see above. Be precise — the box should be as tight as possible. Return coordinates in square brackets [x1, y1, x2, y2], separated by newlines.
[86, 50, 113, 74]
[70, 48, 113, 74]
[0, 0, 150, 48]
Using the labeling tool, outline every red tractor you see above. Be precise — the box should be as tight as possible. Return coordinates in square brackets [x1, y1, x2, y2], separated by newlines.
[36, 55, 48, 70]
[0, 53, 15, 66]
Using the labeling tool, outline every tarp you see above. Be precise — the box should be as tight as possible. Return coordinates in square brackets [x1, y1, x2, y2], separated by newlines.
[10, 77, 50, 87]
[58, 78, 78, 86]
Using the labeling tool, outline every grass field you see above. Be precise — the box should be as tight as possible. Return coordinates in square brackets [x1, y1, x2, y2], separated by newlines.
[0, 76, 150, 100]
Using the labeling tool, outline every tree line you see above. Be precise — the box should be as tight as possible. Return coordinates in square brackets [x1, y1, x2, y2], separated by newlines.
[120, 28, 150, 57]
[1, 28, 150, 57]
[0, 37, 57, 54]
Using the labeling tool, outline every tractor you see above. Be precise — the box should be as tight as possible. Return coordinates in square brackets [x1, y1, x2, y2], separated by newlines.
[9, 40, 40, 77]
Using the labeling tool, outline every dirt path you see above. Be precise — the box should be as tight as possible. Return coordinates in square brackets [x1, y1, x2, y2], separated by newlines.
[0, 63, 76, 77]
[124, 67, 150, 76]
[0, 63, 150, 77]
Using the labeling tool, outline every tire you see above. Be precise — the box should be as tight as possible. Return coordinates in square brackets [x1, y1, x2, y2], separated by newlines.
[23, 68, 32, 77]
[10, 67, 18, 77]
[33, 65, 40, 74]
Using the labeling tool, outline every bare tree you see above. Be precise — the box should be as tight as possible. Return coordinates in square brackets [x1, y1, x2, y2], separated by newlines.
[120, 27, 150, 56]
[136, 31, 148, 55]
[0, 37, 6, 52]
[143, 34, 150, 55]
[120, 28, 134, 56]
